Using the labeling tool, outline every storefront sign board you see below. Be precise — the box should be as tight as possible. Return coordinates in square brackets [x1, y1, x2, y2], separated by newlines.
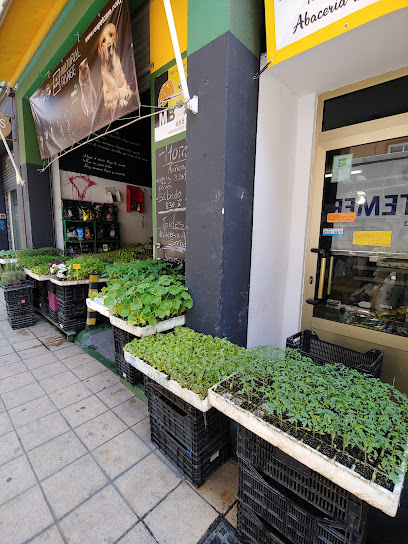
[265, 0, 408, 65]
[30, 0, 140, 159]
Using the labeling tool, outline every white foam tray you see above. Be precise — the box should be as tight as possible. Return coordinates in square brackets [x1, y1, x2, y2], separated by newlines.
[0, 258, 17, 264]
[110, 314, 185, 338]
[24, 269, 53, 282]
[208, 386, 407, 517]
[50, 277, 108, 286]
[124, 351, 210, 412]
[86, 297, 112, 318]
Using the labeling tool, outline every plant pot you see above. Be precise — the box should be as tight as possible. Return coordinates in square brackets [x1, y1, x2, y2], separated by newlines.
[124, 350, 210, 412]
[208, 385, 407, 517]
[110, 314, 185, 338]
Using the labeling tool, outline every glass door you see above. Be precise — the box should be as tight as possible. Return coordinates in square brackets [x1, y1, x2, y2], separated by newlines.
[303, 135, 408, 390]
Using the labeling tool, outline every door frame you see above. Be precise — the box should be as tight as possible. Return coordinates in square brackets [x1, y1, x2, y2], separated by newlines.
[301, 66, 408, 353]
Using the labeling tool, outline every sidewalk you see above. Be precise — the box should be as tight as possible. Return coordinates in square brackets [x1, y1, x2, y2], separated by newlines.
[0, 305, 237, 544]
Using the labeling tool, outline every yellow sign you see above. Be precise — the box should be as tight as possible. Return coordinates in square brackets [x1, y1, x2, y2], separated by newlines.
[327, 212, 356, 223]
[0, 113, 11, 138]
[265, 1, 408, 65]
[72, 263, 81, 281]
[352, 231, 392, 247]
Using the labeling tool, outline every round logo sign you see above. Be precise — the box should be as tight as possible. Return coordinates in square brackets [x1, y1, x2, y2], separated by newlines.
[0, 113, 11, 138]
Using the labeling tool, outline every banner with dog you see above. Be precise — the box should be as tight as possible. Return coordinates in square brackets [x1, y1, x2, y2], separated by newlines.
[265, 0, 408, 65]
[30, 0, 140, 159]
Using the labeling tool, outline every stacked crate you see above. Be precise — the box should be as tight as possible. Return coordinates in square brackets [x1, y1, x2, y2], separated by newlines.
[47, 281, 59, 321]
[35, 280, 49, 315]
[237, 426, 368, 544]
[112, 325, 143, 385]
[145, 377, 231, 487]
[3, 281, 36, 330]
[56, 283, 89, 332]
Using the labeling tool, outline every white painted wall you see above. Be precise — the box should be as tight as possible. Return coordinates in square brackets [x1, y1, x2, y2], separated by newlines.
[59, 170, 153, 247]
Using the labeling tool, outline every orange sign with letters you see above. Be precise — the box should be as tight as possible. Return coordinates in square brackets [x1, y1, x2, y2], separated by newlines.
[327, 212, 356, 223]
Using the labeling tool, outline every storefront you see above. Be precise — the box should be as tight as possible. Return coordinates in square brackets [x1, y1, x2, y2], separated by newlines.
[248, 2, 408, 391]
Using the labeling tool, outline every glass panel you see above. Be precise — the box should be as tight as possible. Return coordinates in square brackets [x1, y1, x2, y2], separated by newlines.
[10, 190, 21, 250]
[313, 137, 408, 338]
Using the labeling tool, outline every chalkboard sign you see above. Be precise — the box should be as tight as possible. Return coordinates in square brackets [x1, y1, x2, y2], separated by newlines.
[155, 139, 187, 263]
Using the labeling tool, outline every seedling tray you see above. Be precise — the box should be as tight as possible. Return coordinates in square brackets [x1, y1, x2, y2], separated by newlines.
[110, 314, 185, 338]
[50, 277, 108, 286]
[86, 296, 112, 318]
[145, 377, 229, 455]
[208, 386, 407, 517]
[124, 350, 211, 412]
[237, 426, 367, 529]
[238, 459, 366, 544]
[150, 419, 230, 487]
[286, 330, 383, 378]
[24, 269, 53, 282]
[0, 258, 17, 264]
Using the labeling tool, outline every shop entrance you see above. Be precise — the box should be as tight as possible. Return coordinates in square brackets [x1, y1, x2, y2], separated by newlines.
[302, 77, 408, 392]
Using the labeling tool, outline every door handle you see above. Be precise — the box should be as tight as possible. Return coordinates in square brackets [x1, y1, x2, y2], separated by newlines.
[306, 248, 329, 305]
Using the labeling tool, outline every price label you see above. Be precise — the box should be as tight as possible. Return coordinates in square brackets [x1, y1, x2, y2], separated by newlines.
[72, 264, 81, 270]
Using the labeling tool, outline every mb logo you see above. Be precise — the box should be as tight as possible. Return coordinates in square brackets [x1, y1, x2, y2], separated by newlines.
[159, 109, 175, 126]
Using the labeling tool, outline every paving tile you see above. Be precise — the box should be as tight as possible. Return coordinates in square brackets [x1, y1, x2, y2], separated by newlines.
[92, 428, 150, 479]
[83, 369, 120, 393]
[71, 360, 107, 380]
[0, 370, 35, 395]
[31, 361, 68, 381]
[30, 525, 65, 544]
[48, 381, 92, 410]
[13, 338, 43, 351]
[0, 338, 9, 347]
[0, 454, 37, 505]
[197, 460, 238, 514]
[55, 344, 85, 360]
[18, 345, 50, 360]
[28, 430, 87, 481]
[0, 360, 27, 380]
[37, 333, 66, 347]
[0, 485, 53, 544]
[42, 454, 108, 518]
[96, 381, 134, 408]
[17, 411, 70, 451]
[8, 395, 56, 429]
[24, 351, 59, 370]
[132, 417, 153, 445]
[1, 382, 45, 410]
[59, 485, 136, 544]
[115, 453, 181, 517]
[0, 397, 4, 413]
[61, 353, 96, 370]
[145, 482, 218, 544]
[117, 523, 157, 544]
[45, 339, 69, 351]
[112, 397, 149, 427]
[40, 370, 79, 394]
[225, 503, 237, 528]
[61, 395, 107, 428]
[0, 343, 16, 356]
[0, 351, 21, 367]
[8, 331, 36, 343]
[76, 410, 127, 450]
[0, 430, 23, 466]
[0, 411, 13, 436]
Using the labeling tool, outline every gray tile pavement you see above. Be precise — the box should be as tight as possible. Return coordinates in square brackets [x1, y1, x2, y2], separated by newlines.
[0, 312, 238, 544]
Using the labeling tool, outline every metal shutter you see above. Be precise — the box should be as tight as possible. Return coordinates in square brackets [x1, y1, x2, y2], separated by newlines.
[2, 154, 16, 192]
[131, 1, 151, 95]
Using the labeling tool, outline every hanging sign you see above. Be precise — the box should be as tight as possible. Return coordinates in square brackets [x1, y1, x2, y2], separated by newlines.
[265, 0, 408, 65]
[0, 113, 11, 138]
[29, 0, 140, 159]
[154, 58, 187, 143]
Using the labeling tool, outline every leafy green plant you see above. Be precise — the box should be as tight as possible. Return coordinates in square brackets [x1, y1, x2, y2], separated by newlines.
[215, 346, 408, 489]
[16, 247, 64, 259]
[1, 263, 26, 284]
[93, 242, 153, 264]
[125, 326, 246, 397]
[0, 250, 16, 258]
[18, 255, 62, 275]
[63, 256, 107, 280]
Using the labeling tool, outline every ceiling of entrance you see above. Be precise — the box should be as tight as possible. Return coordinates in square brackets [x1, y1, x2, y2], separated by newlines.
[269, 8, 408, 97]
[0, 0, 69, 87]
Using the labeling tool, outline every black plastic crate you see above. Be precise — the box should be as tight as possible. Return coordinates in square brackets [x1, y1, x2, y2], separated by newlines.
[57, 314, 86, 332]
[150, 419, 230, 487]
[48, 281, 57, 294]
[145, 377, 230, 455]
[237, 426, 367, 529]
[1, 280, 34, 292]
[286, 330, 383, 378]
[56, 283, 89, 303]
[4, 288, 33, 309]
[48, 308, 59, 321]
[7, 307, 36, 330]
[238, 501, 290, 544]
[57, 299, 88, 317]
[238, 461, 367, 544]
[112, 325, 143, 385]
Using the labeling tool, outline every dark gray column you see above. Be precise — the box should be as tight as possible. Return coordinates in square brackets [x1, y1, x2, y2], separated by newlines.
[185, 31, 259, 346]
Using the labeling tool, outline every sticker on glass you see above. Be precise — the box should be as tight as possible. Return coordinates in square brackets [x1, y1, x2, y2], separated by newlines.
[331, 153, 354, 182]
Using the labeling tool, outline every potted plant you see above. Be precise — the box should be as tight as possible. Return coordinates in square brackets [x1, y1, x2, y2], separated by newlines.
[208, 346, 408, 517]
